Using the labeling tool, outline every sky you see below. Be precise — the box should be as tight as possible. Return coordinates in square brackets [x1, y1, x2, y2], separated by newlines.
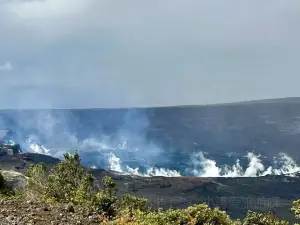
[0, 0, 300, 109]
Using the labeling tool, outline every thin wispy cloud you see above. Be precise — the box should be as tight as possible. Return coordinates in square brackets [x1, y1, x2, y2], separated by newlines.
[0, 62, 12, 72]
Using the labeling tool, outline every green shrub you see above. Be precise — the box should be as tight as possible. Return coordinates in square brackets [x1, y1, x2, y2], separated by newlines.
[116, 203, 241, 225]
[45, 151, 86, 203]
[25, 163, 47, 200]
[136, 208, 190, 225]
[292, 199, 300, 220]
[96, 176, 118, 218]
[242, 211, 289, 225]
[24, 154, 121, 218]
[120, 194, 148, 217]
[73, 173, 96, 205]
[186, 204, 237, 225]
[25, 151, 97, 208]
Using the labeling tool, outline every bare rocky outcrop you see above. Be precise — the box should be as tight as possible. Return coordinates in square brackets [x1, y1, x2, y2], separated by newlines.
[1, 170, 27, 189]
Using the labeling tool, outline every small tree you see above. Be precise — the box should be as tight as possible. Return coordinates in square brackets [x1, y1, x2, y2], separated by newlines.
[73, 173, 97, 206]
[96, 176, 118, 219]
[120, 194, 148, 217]
[44, 151, 96, 206]
[25, 163, 47, 200]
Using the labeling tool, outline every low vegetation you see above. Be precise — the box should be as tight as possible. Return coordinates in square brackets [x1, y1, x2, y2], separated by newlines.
[1, 152, 300, 224]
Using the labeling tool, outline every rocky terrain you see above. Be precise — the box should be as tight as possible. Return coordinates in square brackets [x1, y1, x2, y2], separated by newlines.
[0, 199, 100, 225]
[94, 171, 298, 222]
[1, 147, 300, 223]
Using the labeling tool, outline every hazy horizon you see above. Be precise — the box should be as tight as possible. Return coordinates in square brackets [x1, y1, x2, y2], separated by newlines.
[0, 96, 298, 110]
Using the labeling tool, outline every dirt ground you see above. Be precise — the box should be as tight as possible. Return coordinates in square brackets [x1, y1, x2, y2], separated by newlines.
[0, 199, 100, 225]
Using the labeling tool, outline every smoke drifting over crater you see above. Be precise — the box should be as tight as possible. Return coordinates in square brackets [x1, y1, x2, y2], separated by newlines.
[0, 109, 168, 172]
[1, 107, 300, 178]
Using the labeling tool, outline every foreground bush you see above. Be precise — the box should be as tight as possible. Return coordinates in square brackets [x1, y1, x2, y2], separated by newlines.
[110, 203, 240, 225]
[120, 193, 148, 216]
[25, 151, 98, 209]
[45, 151, 96, 206]
[292, 199, 300, 220]
[96, 176, 118, 218]
[242, 211, 289, 225]
[25, 163, 47, 200]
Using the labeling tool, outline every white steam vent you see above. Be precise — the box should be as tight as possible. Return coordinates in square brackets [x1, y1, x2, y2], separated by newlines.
[189, 151, 300, 177]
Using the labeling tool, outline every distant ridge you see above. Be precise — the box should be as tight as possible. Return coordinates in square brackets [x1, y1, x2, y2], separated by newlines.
[188, 97, 300, 108]
[1, 97, 300, 111]
[219, 97, 300, 105]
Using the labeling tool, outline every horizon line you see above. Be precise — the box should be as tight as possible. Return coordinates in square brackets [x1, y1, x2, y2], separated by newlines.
[0, 96, 299, 111]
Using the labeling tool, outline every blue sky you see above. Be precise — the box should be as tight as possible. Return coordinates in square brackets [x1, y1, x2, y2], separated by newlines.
[0, 0, 300, 109]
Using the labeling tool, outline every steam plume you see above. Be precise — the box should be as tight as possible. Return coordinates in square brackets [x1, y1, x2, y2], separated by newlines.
[1, 110, 300, 178]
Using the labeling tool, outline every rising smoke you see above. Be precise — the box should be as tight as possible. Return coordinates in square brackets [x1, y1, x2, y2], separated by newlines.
[0, 109, 167, 170]
[188, 151, 300, 177]
[0, 109, 300, 178]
